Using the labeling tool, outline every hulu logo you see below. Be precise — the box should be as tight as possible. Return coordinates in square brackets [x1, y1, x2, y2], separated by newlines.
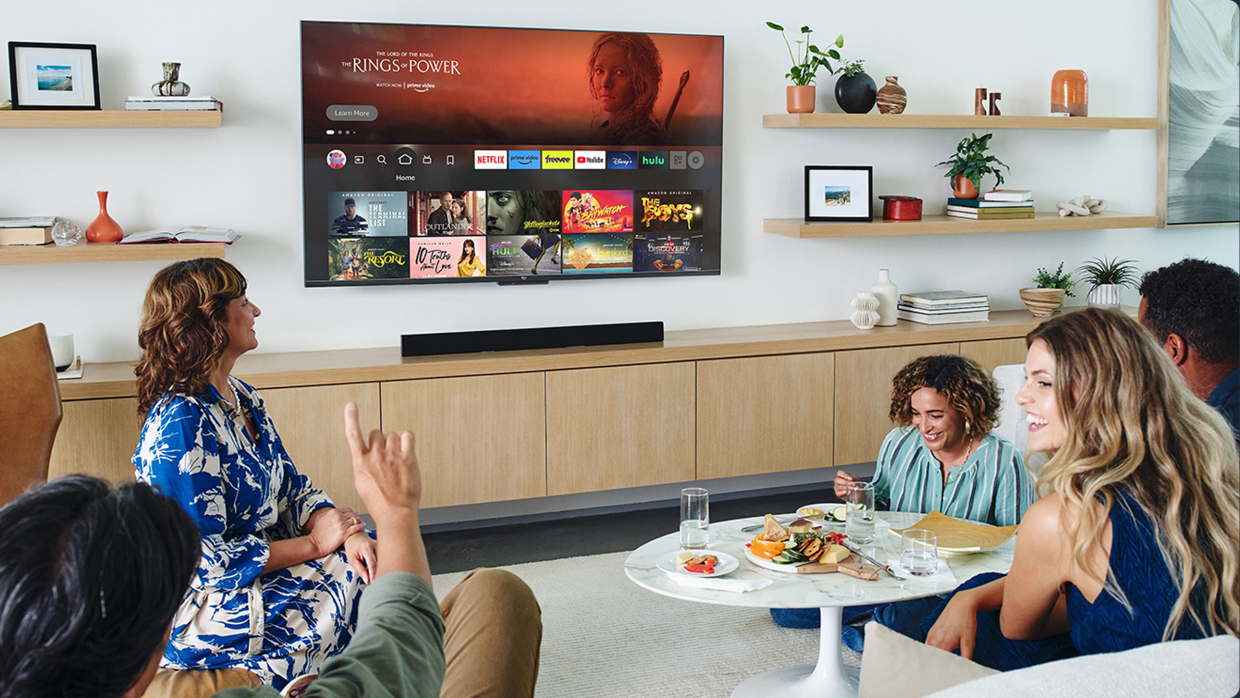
[642, 154, 665, 166]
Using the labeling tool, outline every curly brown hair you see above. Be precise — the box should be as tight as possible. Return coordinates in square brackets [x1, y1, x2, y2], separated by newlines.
[888, 355, 1000, 439]
[135, 258, 247, 416]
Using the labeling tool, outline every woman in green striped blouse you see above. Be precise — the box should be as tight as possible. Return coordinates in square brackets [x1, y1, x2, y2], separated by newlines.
[833, 354, 1035, 527]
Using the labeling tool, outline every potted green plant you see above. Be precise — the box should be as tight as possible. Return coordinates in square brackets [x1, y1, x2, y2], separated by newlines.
[834, 59, 876, 114]
[1077, 257, 1139, 309]
[1020, 263, 1075, 317]
[767, 22, 843, 114]
[935, 132, 1010, 199]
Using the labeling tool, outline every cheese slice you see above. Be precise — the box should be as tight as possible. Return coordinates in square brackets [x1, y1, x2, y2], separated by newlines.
[821, 544, 850, 564]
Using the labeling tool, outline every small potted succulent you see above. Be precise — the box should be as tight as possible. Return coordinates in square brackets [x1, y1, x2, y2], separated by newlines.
[1077, 256, 1139, 309]
[1020, 263, 1075, 317]
[767, 22, 844, 114]
[935, 132, 1010, 199]
[834, 59, 876, 114]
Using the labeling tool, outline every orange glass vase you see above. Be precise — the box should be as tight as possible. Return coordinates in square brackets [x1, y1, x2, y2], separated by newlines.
[1051, 70, 1088, 117]
[85, 191, 124, 242]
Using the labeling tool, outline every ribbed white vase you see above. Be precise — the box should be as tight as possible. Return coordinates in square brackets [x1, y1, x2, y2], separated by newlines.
[1087, 284, 1123, 309]
[850, 292, 881, 329]
[871, 269, 898, 326]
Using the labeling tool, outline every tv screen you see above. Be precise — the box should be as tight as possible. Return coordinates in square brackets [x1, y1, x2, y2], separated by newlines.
[300, 21, 724, 285]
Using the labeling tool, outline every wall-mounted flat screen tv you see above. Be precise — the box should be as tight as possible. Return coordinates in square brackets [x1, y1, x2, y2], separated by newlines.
[301, 21, 724, 286]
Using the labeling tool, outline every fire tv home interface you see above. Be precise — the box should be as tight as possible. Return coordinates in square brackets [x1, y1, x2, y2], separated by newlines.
[301, 21, 724, 285]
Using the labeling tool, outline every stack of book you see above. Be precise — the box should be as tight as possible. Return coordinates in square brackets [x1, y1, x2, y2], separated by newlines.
[125, 95, 223, 111]
[0, 217, 56, 245]
[897, 290, 990, 325]
[946, 189, 1035, 220]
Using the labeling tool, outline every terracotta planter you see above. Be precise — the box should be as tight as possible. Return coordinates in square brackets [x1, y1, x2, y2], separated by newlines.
[786, 85, 816, 114]
[952, 175, 979, 200]
[1019, 288, 1067, 317]
[85, 191, 124, 243]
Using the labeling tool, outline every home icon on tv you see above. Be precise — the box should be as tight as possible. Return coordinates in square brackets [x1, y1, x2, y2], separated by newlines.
[397, 153, 414, 166]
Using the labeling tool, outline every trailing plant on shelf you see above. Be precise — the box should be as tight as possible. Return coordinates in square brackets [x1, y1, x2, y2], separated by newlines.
[935, 132, 1010, 196]
[1077, 256, 1139, 288]
[1033, 263, 1076, 296]
[766, 22, 844, 85]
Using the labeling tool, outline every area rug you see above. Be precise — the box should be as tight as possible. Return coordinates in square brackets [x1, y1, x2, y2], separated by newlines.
[433, 551, 861, 698]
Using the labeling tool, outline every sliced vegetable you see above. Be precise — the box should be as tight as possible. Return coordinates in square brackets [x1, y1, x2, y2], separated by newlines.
[750, 537, 786, 559]
[772, 549, 809, 565]
[685, 562, 716, 573]
[827, 505, 848, 523]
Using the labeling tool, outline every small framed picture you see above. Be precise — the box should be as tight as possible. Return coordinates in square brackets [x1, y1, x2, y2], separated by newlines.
[804, 165, 873, 222]
[8, 42, 101, 110]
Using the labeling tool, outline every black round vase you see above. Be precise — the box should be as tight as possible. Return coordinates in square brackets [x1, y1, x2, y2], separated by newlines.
[835, 72, 877, 114]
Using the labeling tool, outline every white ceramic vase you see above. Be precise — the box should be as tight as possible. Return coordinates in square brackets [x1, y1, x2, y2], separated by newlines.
[850, 292, 881, 329]
[1087, 284, 1123, 309]
[871, 269, 898, 326]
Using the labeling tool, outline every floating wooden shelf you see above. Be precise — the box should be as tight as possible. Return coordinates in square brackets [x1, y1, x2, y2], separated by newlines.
[762, 114, 1159, 130]
[0, 241, 227, 265]
[763, 211, 1158, 238]
[0, 110, 221, 128]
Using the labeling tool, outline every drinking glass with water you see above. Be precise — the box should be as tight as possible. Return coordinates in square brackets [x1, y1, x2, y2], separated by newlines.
[679, 487, 709, 550]
[844, 481, 875, 544]
[901, 529, 938, 576]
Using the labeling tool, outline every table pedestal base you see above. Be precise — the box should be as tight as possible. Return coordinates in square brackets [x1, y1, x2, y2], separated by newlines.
[731, 607, 858, 698]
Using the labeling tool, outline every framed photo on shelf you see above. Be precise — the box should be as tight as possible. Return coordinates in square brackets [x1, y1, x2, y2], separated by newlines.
[804, 165, 873, 222]
[8, 42, 101, 110]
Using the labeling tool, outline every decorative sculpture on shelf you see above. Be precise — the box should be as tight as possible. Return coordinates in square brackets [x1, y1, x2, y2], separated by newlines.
[1056, 195, 1108, 217]
[974, 87, 988, 116]
[988, 92, 1002, 116]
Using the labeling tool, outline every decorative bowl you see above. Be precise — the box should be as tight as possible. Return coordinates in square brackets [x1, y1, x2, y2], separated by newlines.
[1019, 288, 1066, 317]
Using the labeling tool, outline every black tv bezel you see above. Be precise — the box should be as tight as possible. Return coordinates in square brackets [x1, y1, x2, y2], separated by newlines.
[299, 20, 724, 288]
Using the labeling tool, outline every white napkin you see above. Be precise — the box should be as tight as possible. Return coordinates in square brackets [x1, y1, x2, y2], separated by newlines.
[886, 558, 957, 584]
[666, 572, 773, 593]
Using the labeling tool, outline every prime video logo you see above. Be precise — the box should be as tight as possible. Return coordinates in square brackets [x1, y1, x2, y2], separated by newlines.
[607, 151, 637, 169]
[508, 150, 541, 169]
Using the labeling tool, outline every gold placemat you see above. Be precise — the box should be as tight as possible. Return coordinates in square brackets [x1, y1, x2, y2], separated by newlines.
[890, 510, 1018, 551]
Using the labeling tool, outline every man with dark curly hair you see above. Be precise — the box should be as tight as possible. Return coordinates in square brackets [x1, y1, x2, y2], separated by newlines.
[1138, 258, 1240, 446]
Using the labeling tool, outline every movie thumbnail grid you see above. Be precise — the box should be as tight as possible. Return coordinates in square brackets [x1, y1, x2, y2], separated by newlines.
[326, 190, 705, 280]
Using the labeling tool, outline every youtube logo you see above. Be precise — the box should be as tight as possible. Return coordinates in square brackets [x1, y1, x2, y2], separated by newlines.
[574, 150, 606, 169]
[474, 150, 508, 169]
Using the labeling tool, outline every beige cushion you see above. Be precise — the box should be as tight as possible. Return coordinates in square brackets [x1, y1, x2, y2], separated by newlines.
[859, 621, 999, 698]
[142, 668, 264, 698]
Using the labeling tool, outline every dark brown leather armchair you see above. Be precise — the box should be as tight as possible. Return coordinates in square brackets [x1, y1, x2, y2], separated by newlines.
[0, 323, 63, 508]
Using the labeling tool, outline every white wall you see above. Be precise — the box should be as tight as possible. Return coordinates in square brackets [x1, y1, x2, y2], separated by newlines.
[2, 0, 1236, 363]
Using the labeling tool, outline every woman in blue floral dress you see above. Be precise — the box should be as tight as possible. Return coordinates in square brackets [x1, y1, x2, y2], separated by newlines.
[132, 259, 377, 689]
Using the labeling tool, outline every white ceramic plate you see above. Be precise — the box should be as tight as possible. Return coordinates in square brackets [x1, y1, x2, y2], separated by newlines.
[657, 550, 740, 578]
[800, 502, 847, 526]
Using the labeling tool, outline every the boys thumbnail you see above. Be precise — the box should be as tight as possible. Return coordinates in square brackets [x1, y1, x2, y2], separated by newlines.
[412, 191, 485, 236]
[562, 233, 634, 274]
[561, 190, 633, 234]
[636, 190, 703, 233]
[486, 190, 562, 237]
[487, 235, 562, 276]
[327, 238, 410, 281]
[328, 191, 407, 237]
[634, 233, 703, 272]
[411, 236, 487, 278]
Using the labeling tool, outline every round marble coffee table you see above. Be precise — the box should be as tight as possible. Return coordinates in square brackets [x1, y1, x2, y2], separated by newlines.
[624, 510, 1015, 698]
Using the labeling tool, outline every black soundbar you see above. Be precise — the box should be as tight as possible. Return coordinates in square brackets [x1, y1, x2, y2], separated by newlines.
[401, 321, 664, 357]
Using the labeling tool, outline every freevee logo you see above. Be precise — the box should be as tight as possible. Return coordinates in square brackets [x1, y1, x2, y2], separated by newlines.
[639, 151, 669, 169]
[606, 151, 637, 169]
[508, 150, 541, 169]
[474, 150, 507, 169]
[574, 151, 605, 169]
[541, 150, 573, 169]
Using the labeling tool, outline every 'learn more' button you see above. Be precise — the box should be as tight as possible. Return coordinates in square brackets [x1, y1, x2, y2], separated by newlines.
[326, 105, 378, 121]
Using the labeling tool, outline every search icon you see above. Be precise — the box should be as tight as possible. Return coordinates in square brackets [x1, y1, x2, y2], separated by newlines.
[377, 154, 387, 165]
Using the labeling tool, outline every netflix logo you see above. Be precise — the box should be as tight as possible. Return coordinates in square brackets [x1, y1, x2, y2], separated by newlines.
[474, 150, 508, 169]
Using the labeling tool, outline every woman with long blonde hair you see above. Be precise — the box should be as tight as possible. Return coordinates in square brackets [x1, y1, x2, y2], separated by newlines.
[924, 308, 1239, 669]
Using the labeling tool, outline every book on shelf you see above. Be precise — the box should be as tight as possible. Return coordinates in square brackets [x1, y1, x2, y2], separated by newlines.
[125, 95, 222, 111]
[897, 308, 990, 325]
[118, 226, 238, 244]
[899, 290, 988, 305]
[946, 204, 1035, 215]
[983, 189, 1034, 202]
[0, 217, 57, 245]
[947, 198, 1034, 208]
[897, 301, 989, 314]
[946, 208, 1036, 220]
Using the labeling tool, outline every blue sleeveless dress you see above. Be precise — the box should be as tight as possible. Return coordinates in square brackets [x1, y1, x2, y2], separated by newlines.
[921, 488, 1214, 671]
